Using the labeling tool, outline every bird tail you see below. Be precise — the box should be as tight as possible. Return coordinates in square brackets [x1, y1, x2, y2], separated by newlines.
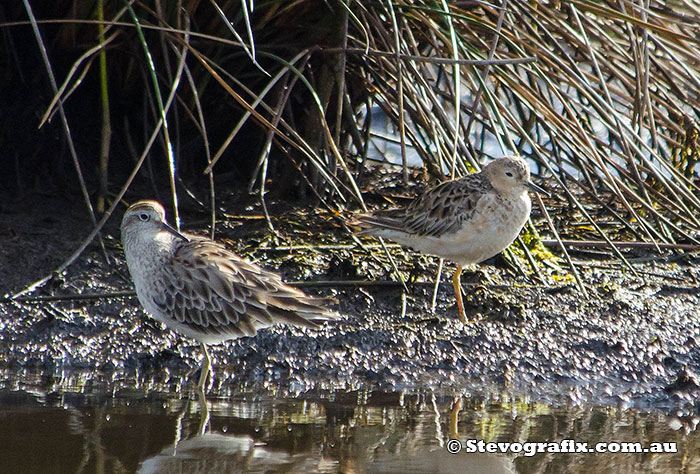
[350, 212, 406, 236]
[268, 293, 340, 329]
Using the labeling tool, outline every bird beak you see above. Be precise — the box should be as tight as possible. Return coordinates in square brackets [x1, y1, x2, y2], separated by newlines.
[161, 221, 190, 242]
[526, 180, 550, 197]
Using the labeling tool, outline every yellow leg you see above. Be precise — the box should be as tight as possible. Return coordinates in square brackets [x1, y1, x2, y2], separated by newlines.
[449, 397, 462, 440]
[197, 343, 211, 391]
[196, 383, 210, 435]
[452, 267, 466, 323]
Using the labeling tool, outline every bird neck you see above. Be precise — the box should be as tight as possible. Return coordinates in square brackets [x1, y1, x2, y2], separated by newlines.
[124, 229, 181, 265]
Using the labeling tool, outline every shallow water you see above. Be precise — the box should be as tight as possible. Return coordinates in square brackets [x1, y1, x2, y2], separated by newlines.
[1, 377, 698, 474]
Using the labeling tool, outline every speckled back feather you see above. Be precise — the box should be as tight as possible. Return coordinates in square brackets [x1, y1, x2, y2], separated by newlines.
[152, 235, 336, 338]
[357, 172, 491, 238]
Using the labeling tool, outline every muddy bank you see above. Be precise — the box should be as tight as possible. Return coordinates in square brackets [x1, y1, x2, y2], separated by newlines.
[1, 191, 699, 415]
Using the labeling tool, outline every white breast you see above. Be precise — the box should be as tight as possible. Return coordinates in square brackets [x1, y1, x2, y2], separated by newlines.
[390, 191, 531, 268]
[123, 232, 178, 323]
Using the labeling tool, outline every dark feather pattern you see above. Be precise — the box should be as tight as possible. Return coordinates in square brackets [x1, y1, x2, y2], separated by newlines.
[152, 236, 336, 338]
[358, 172, 491, 238]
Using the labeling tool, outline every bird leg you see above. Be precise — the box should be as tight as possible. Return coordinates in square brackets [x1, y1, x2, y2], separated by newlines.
[452, 267, 467, 323]
[196, 385, 210, 435]
[197, 343, 211, 391]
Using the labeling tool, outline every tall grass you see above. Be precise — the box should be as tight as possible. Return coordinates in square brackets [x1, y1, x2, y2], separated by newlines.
[4, 1, 700, 294]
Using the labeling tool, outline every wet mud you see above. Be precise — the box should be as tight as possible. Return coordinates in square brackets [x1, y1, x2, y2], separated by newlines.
[1, 190, 700, 416]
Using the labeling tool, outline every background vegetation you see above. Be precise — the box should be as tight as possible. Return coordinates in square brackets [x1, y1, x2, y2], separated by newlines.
[2, 1, 700, 284]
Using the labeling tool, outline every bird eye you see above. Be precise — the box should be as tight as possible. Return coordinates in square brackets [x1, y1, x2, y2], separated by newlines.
[138, 212, 150, 222]
[505, 171, 514, 177]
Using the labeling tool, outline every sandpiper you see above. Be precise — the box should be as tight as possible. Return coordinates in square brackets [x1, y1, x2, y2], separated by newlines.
[356, 156, 548, 322]
[121, 200, 336, 390]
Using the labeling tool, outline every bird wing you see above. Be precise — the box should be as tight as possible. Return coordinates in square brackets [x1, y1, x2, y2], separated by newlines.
[151, 237, 335, 338]
[359, 173, 489, 238]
